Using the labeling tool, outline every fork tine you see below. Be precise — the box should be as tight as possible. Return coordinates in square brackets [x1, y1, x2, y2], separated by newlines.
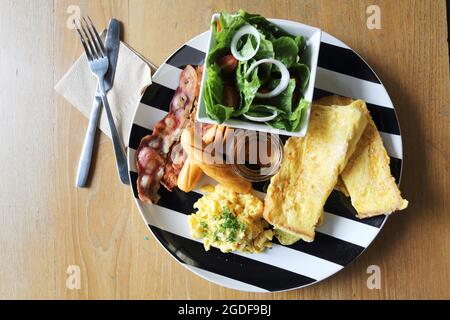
[87, 16, 105, 54]
[79, 18, 98, 59]
[74, 19, 93, 61]
[83, 16, 104, 58]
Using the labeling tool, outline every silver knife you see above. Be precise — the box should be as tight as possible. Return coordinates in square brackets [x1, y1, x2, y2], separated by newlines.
[76, 18, 123, 187]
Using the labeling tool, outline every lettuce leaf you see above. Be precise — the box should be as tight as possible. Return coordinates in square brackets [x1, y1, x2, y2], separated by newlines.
[216, 11, 246, 45]
[234, 60, 261, 116]
[254, 34, 275, 81]
[265, 98, 309, 131]
[294, 35, 306, 56]
[239, 35, 257, 58]
[246, 104, 286, 117]
[289, 98, 310, 131]
[266, 116, 290, 130]
[204, 64, 234, 123]
[273, 37, 299, 68]
[260, 78, 297, 114]
[238, 9, 293, 39]
[207, 103, 234, 123]
[290, 63, 310, 92]
[254, 34, 274, 59]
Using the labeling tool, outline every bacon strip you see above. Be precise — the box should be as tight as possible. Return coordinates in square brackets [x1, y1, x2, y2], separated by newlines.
[160, 143, 188, 191]
[136, 65, 197, 203]
[160, 66, 204, 191]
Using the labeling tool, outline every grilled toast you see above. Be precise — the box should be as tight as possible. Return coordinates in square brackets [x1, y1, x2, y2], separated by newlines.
[264, 101, 368, 241]
[315, 96, 408, 218]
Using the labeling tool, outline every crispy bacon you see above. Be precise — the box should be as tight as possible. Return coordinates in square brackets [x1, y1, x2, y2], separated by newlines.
[160, 66, 204, 191]
[136, 65, 197, 203]
[160, 143, 188, 191]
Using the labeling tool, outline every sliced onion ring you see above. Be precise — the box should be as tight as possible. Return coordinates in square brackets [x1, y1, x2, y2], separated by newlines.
[230, 25, 261, 61]
[245, 58, 290, 98]
[243, 110, 278, 122]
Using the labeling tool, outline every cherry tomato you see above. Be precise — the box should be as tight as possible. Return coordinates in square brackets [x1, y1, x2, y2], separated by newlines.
[217, 54, 238, 73]
[223, 85, 239, 108]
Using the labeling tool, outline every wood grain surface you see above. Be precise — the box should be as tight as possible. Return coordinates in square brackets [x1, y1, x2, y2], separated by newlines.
[0, 0, 448, 299]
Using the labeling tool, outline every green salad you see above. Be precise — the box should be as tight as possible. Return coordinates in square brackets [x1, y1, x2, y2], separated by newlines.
[203, 10, 311, 132]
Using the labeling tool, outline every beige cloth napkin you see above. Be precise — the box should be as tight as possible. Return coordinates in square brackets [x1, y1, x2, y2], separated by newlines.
[55, 42, 152, 147]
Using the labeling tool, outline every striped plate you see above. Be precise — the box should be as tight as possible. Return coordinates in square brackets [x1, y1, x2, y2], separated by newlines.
[127, 22, 403, 292]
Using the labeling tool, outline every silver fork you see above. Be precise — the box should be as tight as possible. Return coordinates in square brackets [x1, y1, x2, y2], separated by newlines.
[74, 17, 130, 185]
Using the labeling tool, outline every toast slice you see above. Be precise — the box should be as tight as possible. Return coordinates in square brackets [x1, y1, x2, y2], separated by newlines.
[315, 95, 408, 218]
[264, 101, 368, 241]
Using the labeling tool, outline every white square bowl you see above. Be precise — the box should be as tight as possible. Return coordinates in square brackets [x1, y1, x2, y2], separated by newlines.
[196, 13, 322, 137]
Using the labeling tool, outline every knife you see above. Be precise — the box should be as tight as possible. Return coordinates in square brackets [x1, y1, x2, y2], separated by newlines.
[76, 19, 122, 187]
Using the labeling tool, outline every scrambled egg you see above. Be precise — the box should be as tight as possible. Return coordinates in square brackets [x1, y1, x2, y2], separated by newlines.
[189, 185, 273, 253]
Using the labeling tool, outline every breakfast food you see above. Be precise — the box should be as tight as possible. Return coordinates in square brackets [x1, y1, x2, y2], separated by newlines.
[179, 126, 252, 194]
[177, 158, 203, 193]
[136, 65, 198, 203]
[263, 101, 368, 242]
[341, 119, 408, 217]
[136, 61, 255, 204]
[197, 163, 252, 194]
[160, 143, 188, 191]
[161, 67, 204, 191]
[136, 11, 409, 257]
[315, 95, 408, 218]
[203, 10, 310, 131]
[189, 184, 273, 253]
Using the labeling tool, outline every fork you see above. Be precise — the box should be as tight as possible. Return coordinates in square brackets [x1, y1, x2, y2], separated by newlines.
[74, 17, 130, 185]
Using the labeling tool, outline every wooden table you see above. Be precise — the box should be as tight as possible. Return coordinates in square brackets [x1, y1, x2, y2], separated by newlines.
[0, 0, 448, 299]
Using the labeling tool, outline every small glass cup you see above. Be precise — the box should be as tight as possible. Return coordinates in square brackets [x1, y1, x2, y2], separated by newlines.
[230, 129, 284, 182]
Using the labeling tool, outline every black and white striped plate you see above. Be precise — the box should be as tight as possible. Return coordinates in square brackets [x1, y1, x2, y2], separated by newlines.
[127, 23, 403, 292]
